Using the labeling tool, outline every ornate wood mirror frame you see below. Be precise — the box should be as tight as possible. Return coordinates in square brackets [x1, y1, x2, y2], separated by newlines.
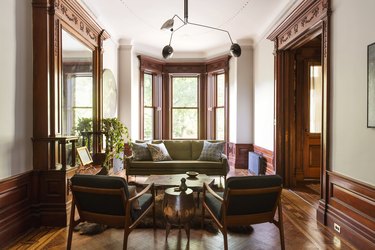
[32, 0, 109, 226]
[268, 0, 330, 223]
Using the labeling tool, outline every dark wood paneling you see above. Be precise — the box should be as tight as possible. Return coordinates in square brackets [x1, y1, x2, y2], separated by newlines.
[38, 168, 77, 227]
[318, 171, 375, 249]
[0, 171, 35, 248]
[253, 145, 275, 175]
[227, 143, 253, 169]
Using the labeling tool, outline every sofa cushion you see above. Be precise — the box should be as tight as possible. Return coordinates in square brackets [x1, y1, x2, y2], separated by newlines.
[147, 142, 172, 161]
[198, 141, 225, 161]
[164, 140, 192, 160]
[132, 142, 152, 161]
[130, 160, 223, 170]
[191, 140, 204, 160]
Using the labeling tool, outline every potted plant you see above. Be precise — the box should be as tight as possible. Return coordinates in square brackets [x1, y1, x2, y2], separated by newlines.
[102, 118, 132, 171]
[75, 117, 131, 173]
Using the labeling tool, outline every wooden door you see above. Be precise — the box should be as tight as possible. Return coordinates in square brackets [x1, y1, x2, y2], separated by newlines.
[303, 62, 322, 179]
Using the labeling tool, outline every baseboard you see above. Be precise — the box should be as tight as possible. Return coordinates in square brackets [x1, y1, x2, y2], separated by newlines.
[319, 171, 375, 249]
[0, 171, 35, 248]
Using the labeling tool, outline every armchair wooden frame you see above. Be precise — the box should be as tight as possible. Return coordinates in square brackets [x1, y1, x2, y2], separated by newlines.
[67, 182, 155, 250]
[202, 182, 285, 250]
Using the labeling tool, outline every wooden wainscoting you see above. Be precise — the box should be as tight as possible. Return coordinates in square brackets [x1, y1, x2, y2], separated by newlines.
[318, 171, 375, 249]
[227, 143, 253, 169]
[0, 171, 35, 248]
[253, 145, 275, 175]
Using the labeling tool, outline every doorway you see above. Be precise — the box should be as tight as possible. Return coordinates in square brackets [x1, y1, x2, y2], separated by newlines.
[288, 36, 323, 207]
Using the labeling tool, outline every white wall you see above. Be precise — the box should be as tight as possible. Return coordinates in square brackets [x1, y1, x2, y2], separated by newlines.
[103, 38, 119, 118]
[253, 39, 275, 151]
[0, 0, 33, 179]
[229, 45, 254, 143]
[118, 43, 140, 140]
[330, 0, 375, 185]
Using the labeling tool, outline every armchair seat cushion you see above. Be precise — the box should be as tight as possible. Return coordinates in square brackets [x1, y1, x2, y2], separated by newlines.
[204, 192, 224, 220]
[131, 193, 154, 221]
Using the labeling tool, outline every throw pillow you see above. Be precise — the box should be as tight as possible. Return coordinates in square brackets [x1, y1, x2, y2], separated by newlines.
[147, 142, 172, 161]
[132, 142, 152, 161]
[128, 185, 141, 210]
[198, 141, 224, 161]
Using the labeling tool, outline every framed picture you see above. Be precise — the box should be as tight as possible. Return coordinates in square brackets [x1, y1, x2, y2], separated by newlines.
[77, 146, 93, 166]
[368, 42, 375, 128]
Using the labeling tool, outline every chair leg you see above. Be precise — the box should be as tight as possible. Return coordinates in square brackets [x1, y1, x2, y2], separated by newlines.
[278, 200, 285, 250]
[201, 203, 205, 229]
[123, 228, 130, 250]
[223, 227, 228, 250]
[67, 200, 76, 250]
[152, 203, 156, 230]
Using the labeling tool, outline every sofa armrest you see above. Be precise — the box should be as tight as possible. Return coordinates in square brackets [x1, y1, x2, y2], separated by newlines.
[221, 153, 230, 174]
[124, 155, 134, 169]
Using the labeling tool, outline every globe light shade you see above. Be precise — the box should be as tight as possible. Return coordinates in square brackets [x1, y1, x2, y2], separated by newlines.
[161, 19, 174, 31]
[230, 43, 241, 57]
[162, 45, 174, 59]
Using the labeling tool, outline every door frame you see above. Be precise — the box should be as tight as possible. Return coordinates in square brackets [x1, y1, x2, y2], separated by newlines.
[267, 0, 330, 223]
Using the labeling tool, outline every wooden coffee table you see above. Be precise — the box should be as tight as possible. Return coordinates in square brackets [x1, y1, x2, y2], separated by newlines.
[143, 174, 215, 191]
[143, 174, 215, 207]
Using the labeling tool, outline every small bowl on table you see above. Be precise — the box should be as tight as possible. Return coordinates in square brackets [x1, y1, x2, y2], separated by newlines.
[186, 171, 199, 178]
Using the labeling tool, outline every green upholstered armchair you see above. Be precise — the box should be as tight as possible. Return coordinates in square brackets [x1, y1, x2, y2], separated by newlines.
[202, 175, 285, 250]
[67, 175, 155, 250]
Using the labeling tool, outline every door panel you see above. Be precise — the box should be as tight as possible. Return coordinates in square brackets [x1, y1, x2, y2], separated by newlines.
[304, 133, 320, 178]
[303, 63, 322, 179]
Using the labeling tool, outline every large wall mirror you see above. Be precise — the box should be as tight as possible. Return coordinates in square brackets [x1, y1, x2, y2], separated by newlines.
[61, 29, 93, 136]
[32, 0, 109, 227]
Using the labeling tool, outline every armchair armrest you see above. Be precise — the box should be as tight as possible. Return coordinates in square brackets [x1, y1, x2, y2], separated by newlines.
[203, 182, 223, 203]
[129, 183, 154, 202]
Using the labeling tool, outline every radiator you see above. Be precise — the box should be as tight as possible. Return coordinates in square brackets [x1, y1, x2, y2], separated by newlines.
[248, 152, 266, 175]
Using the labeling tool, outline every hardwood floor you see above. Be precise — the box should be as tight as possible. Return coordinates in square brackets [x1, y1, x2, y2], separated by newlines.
[5, 169, 356, 250]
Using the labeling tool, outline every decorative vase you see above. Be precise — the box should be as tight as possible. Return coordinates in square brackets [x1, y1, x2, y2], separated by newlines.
[179, 178, 188, 191]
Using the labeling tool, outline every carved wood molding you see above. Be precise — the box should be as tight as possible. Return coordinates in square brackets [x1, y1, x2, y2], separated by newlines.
[53, 0, 109, 46]
[268, 0, 329, 50]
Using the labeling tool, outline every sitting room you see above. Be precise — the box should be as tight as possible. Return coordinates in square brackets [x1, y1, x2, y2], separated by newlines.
[1, 0, 374, 249]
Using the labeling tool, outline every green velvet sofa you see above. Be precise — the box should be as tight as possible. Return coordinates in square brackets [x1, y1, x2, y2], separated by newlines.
[124, 140, 229, 181]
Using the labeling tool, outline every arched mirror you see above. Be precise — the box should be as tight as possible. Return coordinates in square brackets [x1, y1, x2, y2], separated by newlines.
[103, 68, 117, 118]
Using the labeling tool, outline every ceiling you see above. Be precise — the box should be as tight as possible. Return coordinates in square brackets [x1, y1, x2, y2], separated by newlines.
[81, 0, 300, 58]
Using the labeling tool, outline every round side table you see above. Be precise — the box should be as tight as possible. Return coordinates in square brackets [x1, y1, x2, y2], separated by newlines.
[163, 187, 195, 240]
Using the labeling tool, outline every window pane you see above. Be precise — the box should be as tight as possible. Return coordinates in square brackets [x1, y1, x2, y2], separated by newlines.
[144, 107, 153, 140]
[74, 76, 92, 107]
[309, 65, 322, 133]
[73, 108, 92, 131]
[217, 74, 225, 107]
[144, 73, 152, 107]
[172, 109, 198, 139]
[173, 77, 198, 107]
[216, 108, 225, 140]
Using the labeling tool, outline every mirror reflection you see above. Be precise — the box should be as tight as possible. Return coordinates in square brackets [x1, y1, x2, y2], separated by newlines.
[61, 29, 93, 136]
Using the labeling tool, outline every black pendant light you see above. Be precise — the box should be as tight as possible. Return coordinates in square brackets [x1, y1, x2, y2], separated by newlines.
[161, 0, 241, 59]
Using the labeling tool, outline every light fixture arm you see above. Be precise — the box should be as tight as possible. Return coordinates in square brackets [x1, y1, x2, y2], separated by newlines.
[161, 0, 241, 59]
[187, 21, 234, 44]
[168, 22, 186, 45]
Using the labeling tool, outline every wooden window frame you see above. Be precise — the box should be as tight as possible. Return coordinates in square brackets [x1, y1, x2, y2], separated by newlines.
[138, 55, 230, 140]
